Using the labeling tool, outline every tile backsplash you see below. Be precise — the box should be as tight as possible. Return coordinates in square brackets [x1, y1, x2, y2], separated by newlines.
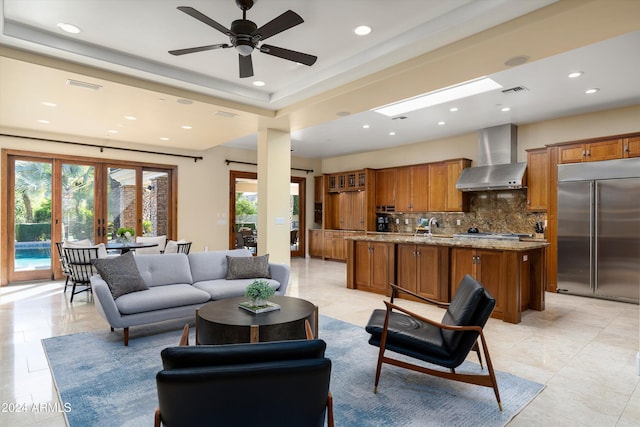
[381, 189, 546, 236]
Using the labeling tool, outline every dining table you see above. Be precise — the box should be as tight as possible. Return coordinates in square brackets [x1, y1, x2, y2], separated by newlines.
[105, 241, 159, 254]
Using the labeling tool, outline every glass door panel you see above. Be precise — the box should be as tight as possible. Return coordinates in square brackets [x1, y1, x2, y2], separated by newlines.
[235, 176, 258, 254]
[142, 170, 169, 237]
[12, 159, 53, 281]
[61, 163, 96, 242]
[107, 167, 138, 241]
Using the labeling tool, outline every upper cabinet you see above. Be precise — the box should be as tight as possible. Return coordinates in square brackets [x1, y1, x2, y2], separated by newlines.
[429, 159, 471, 212]
[328, 169, 367, 192]
[396, 164, 429, 212]
[375, 168, 397, 211]
[624, 136, 640, 158]
[526, 148, 548, 212]
[558, 138, 623, 164]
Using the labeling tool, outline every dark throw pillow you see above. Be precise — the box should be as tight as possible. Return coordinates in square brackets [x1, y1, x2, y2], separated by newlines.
[226, 254, 271, 280]
[91, 252, 148, 299]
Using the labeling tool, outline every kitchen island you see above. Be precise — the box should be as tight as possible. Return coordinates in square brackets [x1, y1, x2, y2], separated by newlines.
[345, 233, 548, 324]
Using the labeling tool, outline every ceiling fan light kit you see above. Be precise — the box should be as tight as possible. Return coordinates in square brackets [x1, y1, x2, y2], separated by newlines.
[169, 0, 317, 78]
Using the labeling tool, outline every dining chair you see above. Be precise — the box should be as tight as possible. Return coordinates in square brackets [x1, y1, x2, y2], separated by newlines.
[55, 242, 71, 292]
[176, 242, 191, 254]
[62, 246, 100, 302]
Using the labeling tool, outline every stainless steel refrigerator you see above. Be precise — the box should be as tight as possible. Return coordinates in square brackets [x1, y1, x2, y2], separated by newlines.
[557, 157, 640, 304]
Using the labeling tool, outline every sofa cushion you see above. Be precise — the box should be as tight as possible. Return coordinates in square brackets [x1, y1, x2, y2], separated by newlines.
[91, 252, 149, 299]
[134, 253, 193, 287]
[188, 249, 253, 282]
[193, 278, 280, 300]
[115, 284, 211, 315]
[226, 254, 271, 279]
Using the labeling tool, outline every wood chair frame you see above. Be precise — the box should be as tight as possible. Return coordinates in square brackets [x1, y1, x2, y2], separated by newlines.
[374, 283, 502, 410]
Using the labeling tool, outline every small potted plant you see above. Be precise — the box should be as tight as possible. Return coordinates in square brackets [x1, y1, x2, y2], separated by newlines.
[117, 227, 135, 244]
[245, 279, 275, 307]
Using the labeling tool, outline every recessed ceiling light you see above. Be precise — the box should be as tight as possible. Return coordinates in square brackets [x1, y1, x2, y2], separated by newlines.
[107, 130, 118, 134]
[57, 22, 81, 34]
[449, 107, 459, 112]
[501, 107, 511, 112]
[160, 137, 170, 141]
[389, 131, 396, 136]
[373, 77, 502, 117]
[568, 71, 584, 78]
[438, 121, 446, 126]
[354, 25, 371, 36]
[253, 81, 266, 87]
[177, 98, 193, 105]
[585, 88, 600, 94]
[37, 119, 50, 124]
[41, 101, 57, 107]
[123, 115, 137, 120]
[362, 124, 370, 129]
[336, 111, 350, 117]
[181, 125, 192, 129]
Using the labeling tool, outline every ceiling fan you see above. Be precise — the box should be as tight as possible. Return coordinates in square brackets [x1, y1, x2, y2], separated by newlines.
[169, 0, 318, 78]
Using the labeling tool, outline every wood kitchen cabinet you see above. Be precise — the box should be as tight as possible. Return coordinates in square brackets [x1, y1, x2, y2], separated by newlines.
[375, 168, 397, 210]
[396, 164, 429, 212]
[558, 138, 623, 163]
[350, 240, 394, 294]
[445, 159, 470, 212]
[337, 191, 365, 230]
[624, 136, 640, 158]
[450, 247, 546, 323]
[428, 162, 447, 211]
[308, 229, 324, 258]
[396, 244, 449, 301]
[323, 230, 364, 261]
[428, 159, 470, 212]
[526, 148, 548, 212]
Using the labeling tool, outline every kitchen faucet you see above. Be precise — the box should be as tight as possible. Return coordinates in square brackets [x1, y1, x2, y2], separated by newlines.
[428, 217, 439, 235]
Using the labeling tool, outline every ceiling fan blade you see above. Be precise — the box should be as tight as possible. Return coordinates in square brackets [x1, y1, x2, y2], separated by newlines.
[260, 44, 317, 66]
[177, 6, 232, 36]
[239, 54, 254, 78]
[169, 43, 230, 56]
[252, 10, 303, 41]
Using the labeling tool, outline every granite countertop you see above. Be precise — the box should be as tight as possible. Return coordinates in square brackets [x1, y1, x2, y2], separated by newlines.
[344, 232, 549, 251]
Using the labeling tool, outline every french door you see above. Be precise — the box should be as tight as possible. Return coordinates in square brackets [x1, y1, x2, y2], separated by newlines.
[2, 150, 176, 284]
[229, 171, 305, 258]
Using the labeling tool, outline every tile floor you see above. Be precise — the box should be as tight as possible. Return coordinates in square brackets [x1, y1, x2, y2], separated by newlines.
[1, 257, 638, 426]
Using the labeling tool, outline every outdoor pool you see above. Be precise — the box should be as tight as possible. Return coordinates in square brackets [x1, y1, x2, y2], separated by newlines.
[15, 245, 52, 271]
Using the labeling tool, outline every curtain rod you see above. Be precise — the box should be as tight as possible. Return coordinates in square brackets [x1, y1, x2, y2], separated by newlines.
[225, 159, 314, 174]
[1, 133, 204, 162]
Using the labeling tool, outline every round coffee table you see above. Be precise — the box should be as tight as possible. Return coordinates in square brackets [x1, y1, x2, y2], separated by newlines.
[196, 295, 318, 345]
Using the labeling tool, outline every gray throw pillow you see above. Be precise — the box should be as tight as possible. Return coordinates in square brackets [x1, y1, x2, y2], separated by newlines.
[91, 252, 148, 299]
[226, 254, 271, 280]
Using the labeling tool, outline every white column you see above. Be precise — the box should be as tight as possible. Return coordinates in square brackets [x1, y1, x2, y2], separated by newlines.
[257, 128, 291, 265]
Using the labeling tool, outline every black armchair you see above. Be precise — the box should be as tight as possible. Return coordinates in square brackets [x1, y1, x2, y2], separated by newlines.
[365, 274, 502, 410]
[155, 339, 334, 427]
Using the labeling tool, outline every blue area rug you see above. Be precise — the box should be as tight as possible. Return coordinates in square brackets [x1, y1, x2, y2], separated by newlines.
[43, 316, 544, 426]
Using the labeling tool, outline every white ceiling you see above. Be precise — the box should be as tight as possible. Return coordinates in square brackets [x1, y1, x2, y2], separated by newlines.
[1, 0, 639, 158]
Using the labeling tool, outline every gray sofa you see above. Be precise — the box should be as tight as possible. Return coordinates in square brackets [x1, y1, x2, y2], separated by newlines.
[90, 249, 290, 345]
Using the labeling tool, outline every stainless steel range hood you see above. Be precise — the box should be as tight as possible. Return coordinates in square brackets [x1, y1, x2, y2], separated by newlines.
[456, 124, 527, 191]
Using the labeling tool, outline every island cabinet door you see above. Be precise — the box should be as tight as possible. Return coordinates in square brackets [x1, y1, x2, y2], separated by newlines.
[396, 244, 418, 293]
[354, 241, 372, 287]
[354, 241, 393, 293]
[450, 248, 505, 317]
[398, 244, 448, 301]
